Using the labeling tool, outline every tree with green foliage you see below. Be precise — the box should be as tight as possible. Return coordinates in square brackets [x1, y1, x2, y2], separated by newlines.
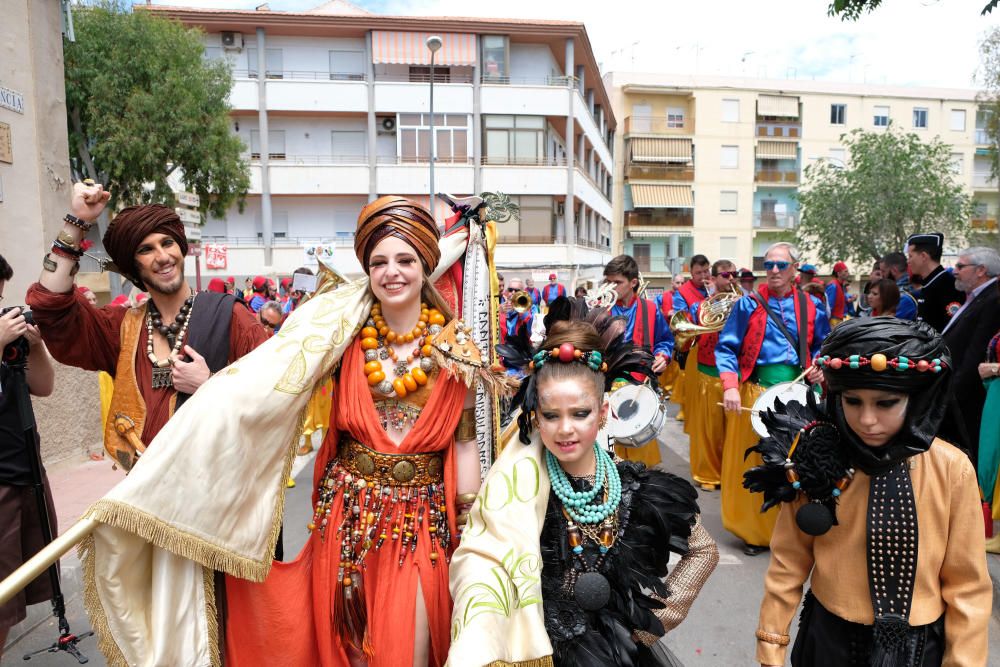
[796, 126, 972, 265]
[64, 1, 248, 220]
[975, 26, 1000, 250]
[828, 0, 998, 19]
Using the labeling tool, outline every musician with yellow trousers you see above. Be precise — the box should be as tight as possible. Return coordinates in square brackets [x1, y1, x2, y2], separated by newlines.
[682, 260, 742, 492]
[670, 256, 712, 421]
[604, 255, 675, 466]
[716, 242, 830, 556]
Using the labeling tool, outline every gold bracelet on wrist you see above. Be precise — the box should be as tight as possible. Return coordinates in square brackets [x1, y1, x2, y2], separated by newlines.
[755, 629, 790, 646]
[56, 230, 82, 251]
[455, 407, 477, 441]
[456, 492, 477, 505]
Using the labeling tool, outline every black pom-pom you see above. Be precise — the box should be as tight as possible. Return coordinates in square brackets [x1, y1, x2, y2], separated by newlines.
[573, 572, 611, 611]
[796, 502, 834, 536]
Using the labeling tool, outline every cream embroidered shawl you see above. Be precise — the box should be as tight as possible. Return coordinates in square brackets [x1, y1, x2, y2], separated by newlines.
[446, 433, 555, 667]
[80, 234, 466, 667]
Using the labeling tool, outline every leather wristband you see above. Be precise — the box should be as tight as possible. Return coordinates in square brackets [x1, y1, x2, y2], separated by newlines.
[755, 629, 790, 646]
[42, 254, 58, 272]
[52, 238, 83, 258]
[64, 212, 94, 232]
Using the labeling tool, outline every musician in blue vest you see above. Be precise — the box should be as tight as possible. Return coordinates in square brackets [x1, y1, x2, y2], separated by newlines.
[540, 273, 566, 306]
[501, 277, 534, 342]
[670, 255, 712, 422]
[523, 278, 542, 314]
[604, 254, 674, 467]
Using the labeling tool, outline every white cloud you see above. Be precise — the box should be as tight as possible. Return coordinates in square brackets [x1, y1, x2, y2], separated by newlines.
[149, 0, 1000, 89]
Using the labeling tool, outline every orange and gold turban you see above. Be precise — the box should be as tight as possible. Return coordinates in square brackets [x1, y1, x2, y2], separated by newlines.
[354, 196, 440, 274]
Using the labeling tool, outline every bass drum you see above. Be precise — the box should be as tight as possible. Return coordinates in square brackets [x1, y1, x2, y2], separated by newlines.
[605, 383, 667, 448]
[750, 381, 811, 438]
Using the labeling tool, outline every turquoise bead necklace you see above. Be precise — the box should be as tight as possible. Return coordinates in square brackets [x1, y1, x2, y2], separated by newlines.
[546, 443, 622, 555]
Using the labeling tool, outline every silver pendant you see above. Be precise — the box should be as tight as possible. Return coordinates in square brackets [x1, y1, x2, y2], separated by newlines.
[428, 324, 443, 336]
[378, 348, 390, 360]
[420, 357, 435, 372]
[394, 360, 409, 377]
[151, 366, 173, 389]
[377, 379, 394, 395]
[364, 349, 378, 362]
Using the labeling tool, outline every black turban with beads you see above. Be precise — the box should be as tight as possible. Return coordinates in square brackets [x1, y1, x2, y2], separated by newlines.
[819, 317, 954, 474]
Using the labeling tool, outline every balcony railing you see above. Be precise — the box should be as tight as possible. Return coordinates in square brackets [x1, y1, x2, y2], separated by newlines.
[246, 154, 368, 165]
[623, 115, 692, 136]
[973, 171, 997, 188]
[625, 211, 694, 228]
[233, 69, 367, 81]
[626, 163, 694, 181]
[755, 169, 799, 185]
[972, 217, 999, 231]
[756, 122, 801, 139]
[753, 212, 799, 229]
[481, 155, 569, 166]
[480, 74, 575, 87]
[376, 72, 475, 84]
[496, 235, 566, 245]
[200, 235, 356, 247]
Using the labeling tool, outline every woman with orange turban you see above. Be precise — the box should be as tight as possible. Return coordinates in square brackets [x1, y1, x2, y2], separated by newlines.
[223, 196, 484, 667]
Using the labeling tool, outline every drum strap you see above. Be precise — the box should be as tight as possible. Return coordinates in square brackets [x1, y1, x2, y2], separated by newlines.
[752, 289, 809, 371]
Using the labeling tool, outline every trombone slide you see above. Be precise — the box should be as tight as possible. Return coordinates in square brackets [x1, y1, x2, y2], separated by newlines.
[0, 518, 97, 607]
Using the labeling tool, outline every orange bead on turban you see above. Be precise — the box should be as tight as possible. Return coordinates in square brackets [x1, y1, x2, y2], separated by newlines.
[354, 196, 440, 274]
[102, 204, 188, 290]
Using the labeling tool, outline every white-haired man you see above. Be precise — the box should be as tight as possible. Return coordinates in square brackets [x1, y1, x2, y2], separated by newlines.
[715, 242, 830, 555]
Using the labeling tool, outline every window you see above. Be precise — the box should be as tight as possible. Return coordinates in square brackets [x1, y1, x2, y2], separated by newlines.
[721, 99, 740, 123]
[247, 48, 283, 79]
[203, 47, 223, 62]
[329, 50, 365, 80]
[950, 109, 967, 132]
[720, 191, 738, 213]
[873, 105, 890, 127]
[482, 35, 509, 80]
[484, 115, 545, 164]
[399, 113, 469, 163]
[950, 152, 964, 175]
[720, 236, 738, 259]
[830, 103, 846, 125]
[249, 130, 286, 159]
[331, 130, 367, 160]
[913, 107, 928, 129]
[666, 107, 685, 129]
[632, 244, 651, 272]
[828, 148, 847, 167]
[720, 145, 739, 169]
[631, 104, 652, 132]
[256, 211, 288, 239]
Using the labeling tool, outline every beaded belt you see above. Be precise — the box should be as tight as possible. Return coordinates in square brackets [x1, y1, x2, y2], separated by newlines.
[338, 437, 444, 486]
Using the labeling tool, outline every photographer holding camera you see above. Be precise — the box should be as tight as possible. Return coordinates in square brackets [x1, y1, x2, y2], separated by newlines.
[0, 254, 56, 659]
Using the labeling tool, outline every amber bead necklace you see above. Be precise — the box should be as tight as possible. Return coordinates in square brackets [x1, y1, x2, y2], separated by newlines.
[361, 302, 446, 399]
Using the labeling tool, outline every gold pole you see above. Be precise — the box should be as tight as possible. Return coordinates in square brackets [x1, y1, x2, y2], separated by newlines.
[0, 518, 97, 606]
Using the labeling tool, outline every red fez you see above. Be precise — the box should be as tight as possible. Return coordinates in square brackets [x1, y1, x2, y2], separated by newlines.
[206, 278, 226, 293]
[833, 261, 848, 273]
[252, 276, 267, 291]
[549, 273, 557, 280]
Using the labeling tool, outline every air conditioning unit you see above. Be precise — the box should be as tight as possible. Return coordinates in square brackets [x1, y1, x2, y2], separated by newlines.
[221, 32, 243, 50]
[556, 202, 565, 216]
[378, 117, 396, 134]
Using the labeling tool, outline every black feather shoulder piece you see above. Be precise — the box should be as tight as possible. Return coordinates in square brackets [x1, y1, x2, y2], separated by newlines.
[742, 391, 854, 536]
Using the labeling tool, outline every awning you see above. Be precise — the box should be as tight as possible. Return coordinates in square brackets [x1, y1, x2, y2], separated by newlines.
[756, 140, 797, 160]
[372, 31, 477, 66]
[630, 184, 694, 208]
[630, 138, 692, 163]
[758, 94, 799, 118]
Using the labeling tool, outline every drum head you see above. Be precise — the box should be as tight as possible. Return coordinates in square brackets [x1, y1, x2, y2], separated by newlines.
[606, 384, 663, 447]
[750, 381, 810, 438]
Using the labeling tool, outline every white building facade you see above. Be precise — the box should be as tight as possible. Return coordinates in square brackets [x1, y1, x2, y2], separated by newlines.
[153, 2, 615, 287]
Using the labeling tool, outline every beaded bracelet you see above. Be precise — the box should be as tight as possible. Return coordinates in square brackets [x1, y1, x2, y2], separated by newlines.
[64, 213, 94, 232]
[813, 353, 945, 373]
[52, 238, 83, 258]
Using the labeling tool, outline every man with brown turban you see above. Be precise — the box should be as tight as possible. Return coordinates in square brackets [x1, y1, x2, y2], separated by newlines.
[26, 183, 267, 475]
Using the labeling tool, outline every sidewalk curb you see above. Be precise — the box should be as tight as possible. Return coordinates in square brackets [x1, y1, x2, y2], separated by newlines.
[988, 553, 1000, 623]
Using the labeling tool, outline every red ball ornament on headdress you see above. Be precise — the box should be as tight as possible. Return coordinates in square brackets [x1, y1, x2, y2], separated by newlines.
[558, 343, 575, 363]
[829, 358, 843, 370]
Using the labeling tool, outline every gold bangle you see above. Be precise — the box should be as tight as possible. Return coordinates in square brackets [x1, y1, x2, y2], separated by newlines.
[456, 512, 470, 526]
[755, 629, 790, 646]
[456, 492, 477, 505]
[455, 407, 477, 441]
[56, 229, 81, 250]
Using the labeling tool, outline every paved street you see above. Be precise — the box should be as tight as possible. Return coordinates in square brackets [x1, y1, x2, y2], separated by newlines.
[4, 416, 999, 666]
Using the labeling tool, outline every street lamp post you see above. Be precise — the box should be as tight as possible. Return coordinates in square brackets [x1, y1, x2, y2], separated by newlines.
[426, 35, 443, 211]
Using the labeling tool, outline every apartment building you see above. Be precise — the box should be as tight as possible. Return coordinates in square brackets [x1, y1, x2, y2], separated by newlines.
[606, 71, 998, 288]
[150, 1, 614, 287]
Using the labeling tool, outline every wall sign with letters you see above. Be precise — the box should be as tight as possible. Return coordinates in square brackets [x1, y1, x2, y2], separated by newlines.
[0, 87, 25, 114]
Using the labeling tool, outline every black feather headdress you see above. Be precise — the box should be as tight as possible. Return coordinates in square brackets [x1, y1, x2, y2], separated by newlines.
[743, 390, 853, 536]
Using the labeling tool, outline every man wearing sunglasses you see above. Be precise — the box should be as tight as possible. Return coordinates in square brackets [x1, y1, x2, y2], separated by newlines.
[715, 242, 830, 556]
[670, 255, 713, 423]
[685, 260, 740, 492]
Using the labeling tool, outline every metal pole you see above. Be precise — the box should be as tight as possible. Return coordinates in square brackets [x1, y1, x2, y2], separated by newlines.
[429, 51, 436, 208]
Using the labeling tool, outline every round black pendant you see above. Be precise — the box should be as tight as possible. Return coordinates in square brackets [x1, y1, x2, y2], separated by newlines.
[573, 572, 611, 611]
[796, 501, 834, 536]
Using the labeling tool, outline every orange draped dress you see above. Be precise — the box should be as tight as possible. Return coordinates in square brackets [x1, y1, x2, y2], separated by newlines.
[224, 339, 466, 666]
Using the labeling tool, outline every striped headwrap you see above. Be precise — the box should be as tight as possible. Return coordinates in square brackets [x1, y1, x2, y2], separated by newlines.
[354, 196, 440, 274]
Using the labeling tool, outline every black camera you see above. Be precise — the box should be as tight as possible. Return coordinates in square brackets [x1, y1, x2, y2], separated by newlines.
[2, 306, 34, 367]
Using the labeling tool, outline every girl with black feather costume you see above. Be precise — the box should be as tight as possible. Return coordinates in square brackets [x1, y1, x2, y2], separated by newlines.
[447, 302, 718, 667]
[747, 318, 990, 667]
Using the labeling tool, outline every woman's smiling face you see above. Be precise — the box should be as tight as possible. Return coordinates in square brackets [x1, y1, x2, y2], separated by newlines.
[367, 235, 423, 306]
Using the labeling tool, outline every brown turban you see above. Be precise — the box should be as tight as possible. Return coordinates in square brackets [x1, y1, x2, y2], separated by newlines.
[354, 196, 440, 274]
[102, 204, 188, 290]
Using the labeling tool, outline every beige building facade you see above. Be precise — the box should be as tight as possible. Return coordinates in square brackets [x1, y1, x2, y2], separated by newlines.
[606, 71, 998, 288]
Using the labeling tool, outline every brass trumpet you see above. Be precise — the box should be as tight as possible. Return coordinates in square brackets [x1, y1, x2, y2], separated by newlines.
[511, 290, 534, 314]
[670, 286, 742, 349]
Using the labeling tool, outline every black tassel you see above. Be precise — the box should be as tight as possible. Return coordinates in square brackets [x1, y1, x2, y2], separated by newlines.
[870, 615, 914, 667]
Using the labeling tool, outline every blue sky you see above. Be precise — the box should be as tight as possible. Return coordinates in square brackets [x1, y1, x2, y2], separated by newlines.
[146, 0, 1000, 90]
